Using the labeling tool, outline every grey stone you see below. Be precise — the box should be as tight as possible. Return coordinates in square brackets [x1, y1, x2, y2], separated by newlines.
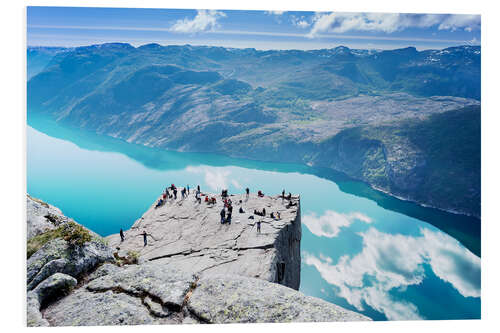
[105, 192, 301, 289]
[188, 274, 370, 323]
[27, 238, 114, 290]
[43, 289, 159, 326]
[42, 263, 370, 326]
[87, 263, 122, 282]
[28, 194, 370, 326]
[86, 263, 197, 308]
[27, 195, 72, 240]
[27, 273, 77, 327]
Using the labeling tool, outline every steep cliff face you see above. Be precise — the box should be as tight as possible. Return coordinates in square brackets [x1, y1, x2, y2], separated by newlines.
[105, 191, 302, 290]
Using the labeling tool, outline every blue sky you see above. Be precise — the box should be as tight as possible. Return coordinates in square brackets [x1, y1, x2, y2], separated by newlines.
[27, 7, 481, 50]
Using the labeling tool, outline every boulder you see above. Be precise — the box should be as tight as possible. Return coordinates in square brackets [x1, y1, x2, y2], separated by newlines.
[27, 238, 114, 290]
[27, 195, 72, 239]
[188, 274, 370, 323]
[27, 273, 77, 327]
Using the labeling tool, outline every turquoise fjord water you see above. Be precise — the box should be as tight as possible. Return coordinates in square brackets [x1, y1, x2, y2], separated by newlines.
[27, 114, 480, 321]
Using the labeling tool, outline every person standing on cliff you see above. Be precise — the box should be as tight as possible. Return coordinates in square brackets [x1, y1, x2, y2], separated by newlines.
[120, 228, 125, 242]
[187, 185, 190, 194]
[257, 220, 261, 233]
[220, 208, 226, 224]
[246, 187, 249, 198]
[142, 231, 148, 246]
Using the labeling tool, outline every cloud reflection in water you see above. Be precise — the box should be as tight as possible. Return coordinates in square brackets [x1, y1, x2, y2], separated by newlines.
[303, 212, 480, 320]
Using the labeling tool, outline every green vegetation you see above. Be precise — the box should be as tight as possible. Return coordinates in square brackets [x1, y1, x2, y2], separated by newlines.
[113, 250, 140, 266]
[27, 222, 92, 258]
[315, 106, 480, 216]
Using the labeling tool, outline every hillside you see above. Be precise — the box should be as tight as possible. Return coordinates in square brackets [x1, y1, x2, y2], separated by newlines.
[27, 43, 481, 217]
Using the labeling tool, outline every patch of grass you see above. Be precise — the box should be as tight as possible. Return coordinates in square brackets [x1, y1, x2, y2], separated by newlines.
[27, 221, 92, 259]
[126, 250, 140, 264]
[113, 250, 140, 266]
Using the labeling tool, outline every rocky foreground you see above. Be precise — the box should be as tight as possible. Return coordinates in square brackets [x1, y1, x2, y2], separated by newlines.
[26, 194, 370, 326]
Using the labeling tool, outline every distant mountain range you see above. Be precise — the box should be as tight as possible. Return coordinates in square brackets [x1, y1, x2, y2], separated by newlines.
[27, 43, 481, 217]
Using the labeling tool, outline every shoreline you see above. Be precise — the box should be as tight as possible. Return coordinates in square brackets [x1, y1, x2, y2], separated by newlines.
[27, 112, 479, 221]
[370, 185, 480, 220]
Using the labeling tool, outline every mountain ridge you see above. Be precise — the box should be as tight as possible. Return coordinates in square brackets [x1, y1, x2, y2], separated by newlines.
[27, 42, 481, 217]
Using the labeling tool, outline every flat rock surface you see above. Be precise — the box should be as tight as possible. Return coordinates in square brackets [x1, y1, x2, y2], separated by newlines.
[188, 274, 371, 323]
[42, 263, 370, 325]
[106, 191, 301, 288]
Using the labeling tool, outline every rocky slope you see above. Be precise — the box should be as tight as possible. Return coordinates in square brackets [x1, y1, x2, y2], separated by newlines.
[26, 194, 370, 326]
[42, 263, 369, 325]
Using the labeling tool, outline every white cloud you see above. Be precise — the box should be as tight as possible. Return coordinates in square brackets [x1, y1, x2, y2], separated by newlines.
[438, 14, 481, 32]
[266, 11, 285, 15]
[170, 10, 226, 33]
[296, 21, 310, 28]
[291, 15, 310, 28]
[307, 13, 480, 37]
[231, 179, 242, 189]
[186, 166, 242, 192]
[303, 227, 480, 320]
[303, 210, 372, 238]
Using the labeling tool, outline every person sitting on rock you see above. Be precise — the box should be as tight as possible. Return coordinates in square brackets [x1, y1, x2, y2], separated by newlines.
[277, 212, 281, 219]
[286, 192, 292, 200]
[155, 198, 164, 208]
[262, 208, 266, 216]
[239, 207, 244, 214]
[270, 212, 275, 219]
[211, 197, 217, 205]
[205, 196, 209, 203]
[258, 190, 264, 197]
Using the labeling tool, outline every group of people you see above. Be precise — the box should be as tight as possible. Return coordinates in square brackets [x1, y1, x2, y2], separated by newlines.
[220, 194, 234, 224]
[155, 184, 199, 208]
[145, 185, 296, 242]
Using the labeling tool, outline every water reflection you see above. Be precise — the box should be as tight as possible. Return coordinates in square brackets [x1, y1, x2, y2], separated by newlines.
[303, 210, 372, 238]
[303, 227, 480, 320]
[27, 112, 481, 257]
